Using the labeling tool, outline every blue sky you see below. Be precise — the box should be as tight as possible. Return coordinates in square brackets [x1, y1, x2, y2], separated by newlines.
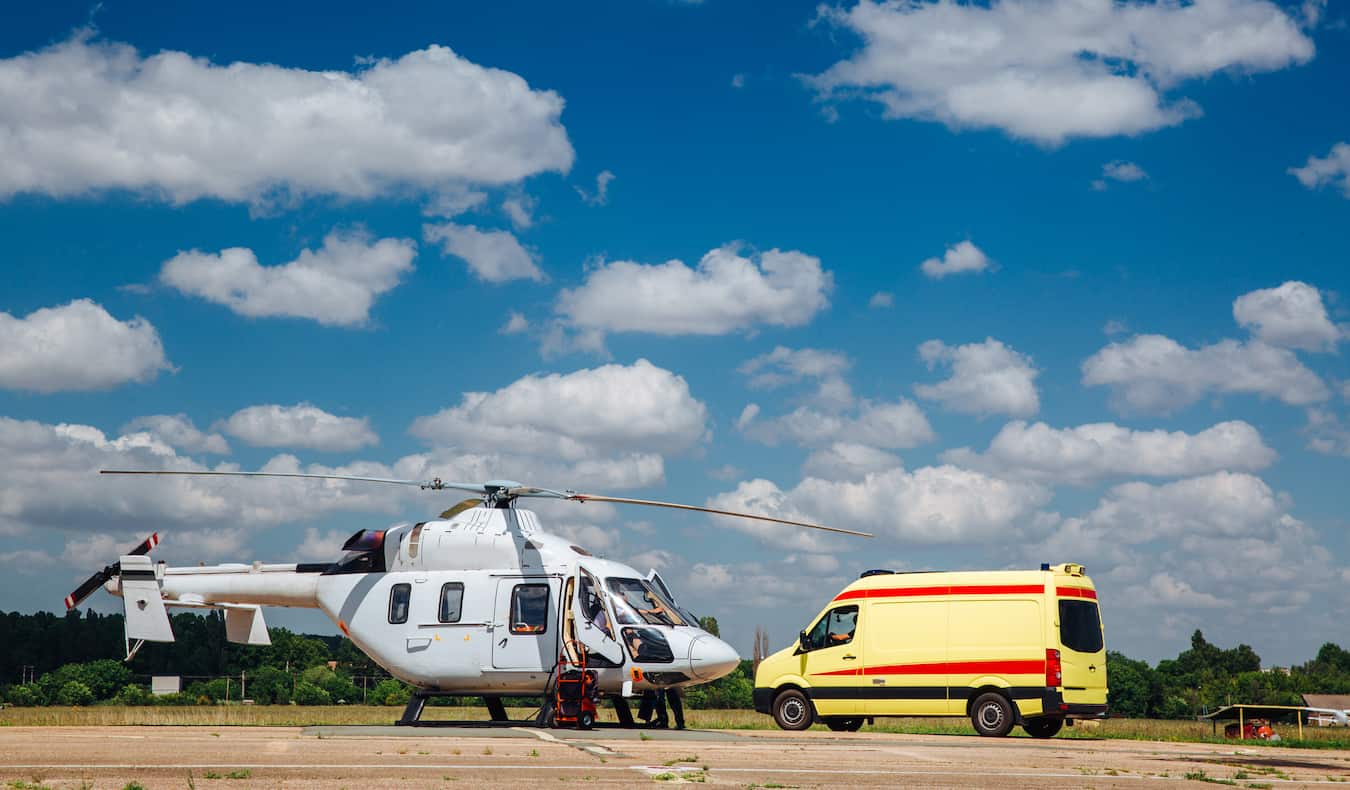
[1, 0, 1348, 665]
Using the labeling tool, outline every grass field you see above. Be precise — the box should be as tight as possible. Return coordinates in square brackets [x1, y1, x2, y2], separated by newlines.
[3, 705, 1349, 748]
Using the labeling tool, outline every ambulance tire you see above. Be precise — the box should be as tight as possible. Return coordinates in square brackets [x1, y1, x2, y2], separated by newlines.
[773, 689, 815, 731]
[1022, 717, 1063, 738]
[970, 692, 1015, 737]
[824, 717, 864, 732]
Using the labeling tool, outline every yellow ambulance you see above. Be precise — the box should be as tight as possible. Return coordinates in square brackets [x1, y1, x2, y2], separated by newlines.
[752, 563, 1108, 737]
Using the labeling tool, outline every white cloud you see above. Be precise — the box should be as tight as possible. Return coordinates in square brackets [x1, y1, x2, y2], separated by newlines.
[731, 73, 747, 89]
[423, 223, 543, 283]
[421, 184, 488, 219]
[1141, 573, 1226, 609]
[160, 230, 415, 327]
[1103, 319, 1129, 336]
[709, 465, 1049, 549]
[1289, 142, 1350, 197]
[409, 359, 709, 488]
[868, 291, 894, 308]
[501, 194, 536, 230]
[809, 0, 1314, 145]
[1232, 281, 1342, 351]
[500, 312, 530, 335]
[1082, 334, 1327, 413]
[740, 399, 934, 449]
[919, 240, 990, 279]
[739, 346, 853, 408]
[914, 337, 1039, 417]
[555, 243, 833, 337]
[1304, 407, 1350, 457]
[1103, 161, 1149, 182]
[944, 419, 1276, 484]
[221, 403, 379, 452]
[0, 299, 171, 392]
[0, 35, 572, 205]
[801, 442, 903, 480]
[122, 414, 230, 455]
[295, 527, 352, 563]
[576, 170, 615, 206]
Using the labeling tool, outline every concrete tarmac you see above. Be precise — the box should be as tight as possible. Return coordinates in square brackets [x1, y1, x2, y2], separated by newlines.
[2, 724, 1348, 788]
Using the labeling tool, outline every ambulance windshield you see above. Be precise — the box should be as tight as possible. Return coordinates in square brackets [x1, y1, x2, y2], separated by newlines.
[607, 577, 689, 627]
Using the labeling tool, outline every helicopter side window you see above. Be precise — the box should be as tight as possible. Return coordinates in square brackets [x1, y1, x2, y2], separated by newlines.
[578, 572, 614, 638]
[438, 582, 464, 623]
[388, 583, 411, 625]
[509, 583, 550, 635]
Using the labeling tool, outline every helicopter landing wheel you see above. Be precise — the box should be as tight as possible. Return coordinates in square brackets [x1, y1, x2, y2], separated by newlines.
[578, 711, 595, 730]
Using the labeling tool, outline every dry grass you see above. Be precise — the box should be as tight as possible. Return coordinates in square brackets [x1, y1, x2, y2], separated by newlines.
[3, 706, 1348, 748]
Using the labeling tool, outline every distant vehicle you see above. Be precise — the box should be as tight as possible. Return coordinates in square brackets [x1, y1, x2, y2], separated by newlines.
[753, 563, 1108, 737]
[1225, 719, 1278, 740]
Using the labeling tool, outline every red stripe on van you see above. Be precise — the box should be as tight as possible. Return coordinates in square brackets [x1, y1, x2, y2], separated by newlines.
[1056, 586, 1097, 599]
[833, 584, 1044, 602]
[812, 659, 1045, 677]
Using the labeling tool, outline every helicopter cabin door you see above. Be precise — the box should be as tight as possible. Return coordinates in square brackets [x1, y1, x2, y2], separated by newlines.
[491, 577, 559, 670]
[570, 564, 625, 665]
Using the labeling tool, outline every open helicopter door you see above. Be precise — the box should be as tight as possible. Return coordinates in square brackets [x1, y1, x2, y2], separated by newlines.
[118, 554, 173, 660]
[571, 564, 625, 666]
[646, 570, 679, 608]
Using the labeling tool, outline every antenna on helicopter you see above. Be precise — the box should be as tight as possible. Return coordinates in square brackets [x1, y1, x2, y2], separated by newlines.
[98, 470, 873, 538]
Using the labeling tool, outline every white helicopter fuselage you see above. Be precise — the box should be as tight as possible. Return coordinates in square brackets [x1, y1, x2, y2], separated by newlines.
[106, 505, 740, 697]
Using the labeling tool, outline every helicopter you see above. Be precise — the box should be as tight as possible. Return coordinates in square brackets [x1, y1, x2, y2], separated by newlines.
[67, 470, 871, 727]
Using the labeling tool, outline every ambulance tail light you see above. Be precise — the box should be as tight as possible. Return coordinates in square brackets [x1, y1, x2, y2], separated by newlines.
[1046, 648, 1062, 688]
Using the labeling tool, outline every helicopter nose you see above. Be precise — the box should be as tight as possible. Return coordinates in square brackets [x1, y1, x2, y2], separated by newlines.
[688, 635, 741, 680]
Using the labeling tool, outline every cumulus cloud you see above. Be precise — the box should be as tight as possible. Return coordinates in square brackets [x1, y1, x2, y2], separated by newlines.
[122, 414, 230, 455]
[0, 299, 171, 392]
[801, 442, 903, 480]
[868, 291, 894, 308]
[409, 359, 709, 488]
[295, 527, 356, 562]
[739, 346, 853, 408]
[914, 337, 1039, 417]
[740, 399, 934, 449]
[160, 230, 415, 327]
[500, 312, 530, 335]
[919, 240, 991, 279]
[944, 419, 1276, 484]
[576, 170, 615, 206]
[423, 223, 544, 283]
[1289, 142, 1350, 197]
[501, 194, 536, 230]
[1232, 281, 1342, 351]
[554, 243, 833, 338]
[221, 403, 379, 452]
[809, 0, 1314, 145]
[709, 466, 1049, 549]
[1304, 407, 1350, 457]
[1082, 334, 1327, 413]
[0, 35, 573, 205]
[1092, 160, 1149, 190]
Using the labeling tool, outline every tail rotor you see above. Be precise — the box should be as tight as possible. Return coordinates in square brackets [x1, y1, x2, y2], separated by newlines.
[63, 532, 160, 610]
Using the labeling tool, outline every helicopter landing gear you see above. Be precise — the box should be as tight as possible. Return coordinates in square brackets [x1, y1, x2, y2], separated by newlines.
[485, 695, 509, 722]
[395, 691, 429, 726]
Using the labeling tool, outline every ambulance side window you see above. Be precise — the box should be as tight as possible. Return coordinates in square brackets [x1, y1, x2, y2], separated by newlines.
[388, 583, 411, 624]
[804, 605, 858, 650]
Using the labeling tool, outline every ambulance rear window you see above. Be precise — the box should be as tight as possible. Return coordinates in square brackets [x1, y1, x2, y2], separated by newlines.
[1058, 600, 1103, 653]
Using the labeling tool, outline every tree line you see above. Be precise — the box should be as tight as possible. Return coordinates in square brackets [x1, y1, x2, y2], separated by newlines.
[4, 610, 1344, 715]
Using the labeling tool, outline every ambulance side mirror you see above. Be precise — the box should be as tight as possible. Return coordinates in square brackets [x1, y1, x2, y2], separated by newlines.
[795, 630, 809, 655]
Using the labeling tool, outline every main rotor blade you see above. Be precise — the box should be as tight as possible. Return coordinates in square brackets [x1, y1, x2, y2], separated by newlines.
[100, 469, 489, 494]
[563, 493, 873, 538]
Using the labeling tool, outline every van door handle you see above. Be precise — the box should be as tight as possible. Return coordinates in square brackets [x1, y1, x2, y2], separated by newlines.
[1089, 665, 1096, 672]
[842, 654, 857, 660]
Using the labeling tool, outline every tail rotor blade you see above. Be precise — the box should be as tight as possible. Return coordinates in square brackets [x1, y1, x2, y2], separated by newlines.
[129, 532, 160, 556]
[65, 566, 115, 610]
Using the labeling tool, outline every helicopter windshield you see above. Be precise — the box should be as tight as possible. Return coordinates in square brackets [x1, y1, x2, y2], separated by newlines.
[607, 578, 689, 627]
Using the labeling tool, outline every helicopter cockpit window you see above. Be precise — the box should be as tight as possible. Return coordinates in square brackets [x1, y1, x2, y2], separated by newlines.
[438, 582, 464, 623]
[607, 578, 688, 627]
[578, 572, 614, 638]
[388, 583, 411, 625]
[509, 584, 550, 635]
[803, 605, 858, 651]
[623, 627, 674, 663]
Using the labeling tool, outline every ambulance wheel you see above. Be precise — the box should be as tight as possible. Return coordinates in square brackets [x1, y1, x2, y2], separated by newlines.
[970, 692, 1014, 737]
[773, 689, 814, 731]
[1022, 717, 1063, 738]
[579, 711, 595, 730]
[824, 717, 864, 732]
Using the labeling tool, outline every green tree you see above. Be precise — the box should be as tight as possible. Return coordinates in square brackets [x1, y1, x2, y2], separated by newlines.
[1106, 651, 1160, 718]
[293, 681, 331, 705]
[5, 683, 44, 706]
[698, 616, 720, 637]
[56, 680, 94, 706]
[370, 679, 411, 706]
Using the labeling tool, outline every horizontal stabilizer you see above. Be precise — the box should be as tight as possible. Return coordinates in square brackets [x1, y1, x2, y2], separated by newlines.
[120, 554, 174, 644]
[224, 605, 271, 646]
